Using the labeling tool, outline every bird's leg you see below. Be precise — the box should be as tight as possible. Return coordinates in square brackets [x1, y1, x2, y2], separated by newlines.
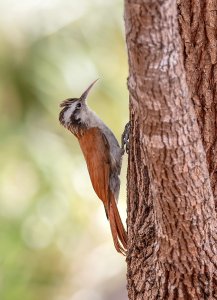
[121, 122, 130, 154]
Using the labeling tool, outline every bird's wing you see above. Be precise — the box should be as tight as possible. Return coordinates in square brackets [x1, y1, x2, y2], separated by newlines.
[78, 127, 111, 206]
[78, 127, 127, 254]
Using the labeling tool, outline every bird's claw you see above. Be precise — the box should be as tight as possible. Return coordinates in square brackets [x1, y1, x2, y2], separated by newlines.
[121, 122, 130, 154]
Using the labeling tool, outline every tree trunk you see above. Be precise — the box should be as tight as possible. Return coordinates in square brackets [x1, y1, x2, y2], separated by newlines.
[124, 0, 217, 299]
[178, 0, 217, 208]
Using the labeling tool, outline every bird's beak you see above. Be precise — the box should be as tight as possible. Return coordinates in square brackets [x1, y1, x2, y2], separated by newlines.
[80, 79, 99, 102]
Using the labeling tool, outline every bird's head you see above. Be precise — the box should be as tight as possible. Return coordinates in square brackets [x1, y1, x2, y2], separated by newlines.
[59, 79, 98, 126]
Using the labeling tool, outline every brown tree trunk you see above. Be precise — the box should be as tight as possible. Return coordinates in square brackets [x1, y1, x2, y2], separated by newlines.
[124, 0, 217, 299]
[178, 0, 217, 207]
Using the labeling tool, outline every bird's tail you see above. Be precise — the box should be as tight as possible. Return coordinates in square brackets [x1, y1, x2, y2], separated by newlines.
[108, 193, 127, 255]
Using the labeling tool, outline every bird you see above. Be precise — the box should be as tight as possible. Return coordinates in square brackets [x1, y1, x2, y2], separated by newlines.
[59, 80, 127, 254]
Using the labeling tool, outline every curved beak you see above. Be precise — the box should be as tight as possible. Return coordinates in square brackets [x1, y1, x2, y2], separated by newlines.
[80, 79, 99, 101]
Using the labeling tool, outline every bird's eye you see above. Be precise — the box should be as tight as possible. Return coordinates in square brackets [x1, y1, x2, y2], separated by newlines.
[76, 103, 81, 109]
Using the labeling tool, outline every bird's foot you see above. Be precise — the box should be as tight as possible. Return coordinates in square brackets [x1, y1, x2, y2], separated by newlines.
[121, 122, 130, 154]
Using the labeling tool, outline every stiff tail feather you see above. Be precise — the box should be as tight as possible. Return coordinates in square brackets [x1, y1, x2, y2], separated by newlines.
[108, 193, 127, 255]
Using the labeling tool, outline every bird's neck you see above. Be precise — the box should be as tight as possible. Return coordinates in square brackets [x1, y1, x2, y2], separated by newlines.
[66, 106, 92, 138]
[60, 105, 104, 138]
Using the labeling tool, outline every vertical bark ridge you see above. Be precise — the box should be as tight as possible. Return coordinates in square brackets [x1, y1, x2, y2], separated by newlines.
[178, 0, 217, 208]
[127, 108, 156, 298]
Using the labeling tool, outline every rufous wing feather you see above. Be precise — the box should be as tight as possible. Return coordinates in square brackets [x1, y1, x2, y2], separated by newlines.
[78, 127, 127, 254]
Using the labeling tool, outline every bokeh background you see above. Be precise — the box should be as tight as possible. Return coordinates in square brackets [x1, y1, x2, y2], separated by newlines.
[0, 0, 129, 300]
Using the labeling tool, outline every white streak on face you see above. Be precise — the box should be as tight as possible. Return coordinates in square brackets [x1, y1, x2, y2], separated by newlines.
[63, 102, 78, 124]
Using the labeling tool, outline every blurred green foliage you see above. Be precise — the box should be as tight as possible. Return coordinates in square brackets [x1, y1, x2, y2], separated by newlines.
[0, 0, 128, 299]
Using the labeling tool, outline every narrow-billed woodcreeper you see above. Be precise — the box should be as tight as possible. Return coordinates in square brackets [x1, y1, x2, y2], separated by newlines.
[59, 80, 127, 254]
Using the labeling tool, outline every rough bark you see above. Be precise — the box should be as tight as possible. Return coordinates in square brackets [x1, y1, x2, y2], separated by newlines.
[124, 0, 217, 299]
[178, 0, 217, 208]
